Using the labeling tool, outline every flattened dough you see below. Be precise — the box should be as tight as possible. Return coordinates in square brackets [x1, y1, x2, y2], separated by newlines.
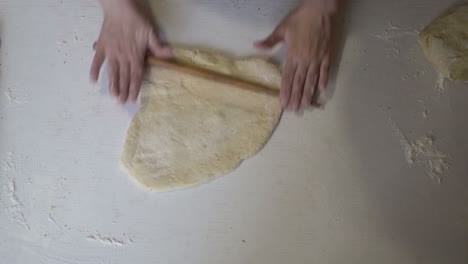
[121, 49, 282, 191]
[418, 4, 468, 80]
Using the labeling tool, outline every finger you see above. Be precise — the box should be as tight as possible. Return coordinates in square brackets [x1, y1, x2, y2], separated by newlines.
[254, 26, 284, 49]
[290, 64, 308, 112]
[280, 58, 296, 109]
[318, 51, 331, 94]
[129, 60, 144, 102]
[301, 64, 319, 108]
[90, 48, 105, 82]
[148, 30, 173, 58]
[108, 60, 119, 97]
[118, 61, 130, 104]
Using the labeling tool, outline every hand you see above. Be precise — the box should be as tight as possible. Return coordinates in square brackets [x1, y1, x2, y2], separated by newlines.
[90, 0, 172, 104]
[254, 0, 339, 111]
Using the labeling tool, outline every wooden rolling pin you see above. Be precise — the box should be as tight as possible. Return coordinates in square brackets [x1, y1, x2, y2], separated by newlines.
[146, 56, 279, 97]
[146, 57, 322, 107]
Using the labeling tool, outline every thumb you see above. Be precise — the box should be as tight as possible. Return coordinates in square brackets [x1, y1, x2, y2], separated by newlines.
[148, 30, 173, 59]
[254, 26, 284, 49]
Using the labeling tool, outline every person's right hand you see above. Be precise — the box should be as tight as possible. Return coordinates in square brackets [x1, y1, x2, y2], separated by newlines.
[255, 0, 340, 111]
[91, 0, 172, 104]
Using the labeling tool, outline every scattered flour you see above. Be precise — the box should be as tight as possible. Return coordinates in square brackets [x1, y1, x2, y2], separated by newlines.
[5, 87, 29, 105]
[387, 46, 400, 58]
[401, 68, 428, 81]
[375, 21, 419, 42]
[414, 68, 428, 78]
[435, 73, 447, 96]
[48, 213, 63, 231]
[403, 135, 450, 179]
[86, 232, 133, 247]
[386, 119, 450, 183]
[1, 152, 30, 230]
[422, 109, 429, 119]
[375, 21, 419, 59]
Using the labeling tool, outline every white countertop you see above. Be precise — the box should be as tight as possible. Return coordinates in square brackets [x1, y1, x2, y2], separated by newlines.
[1, 0, 467, 263]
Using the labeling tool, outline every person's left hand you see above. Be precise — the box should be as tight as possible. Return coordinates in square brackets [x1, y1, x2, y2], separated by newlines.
[254, 0, 339, 111]
[90, 0, 172, 104]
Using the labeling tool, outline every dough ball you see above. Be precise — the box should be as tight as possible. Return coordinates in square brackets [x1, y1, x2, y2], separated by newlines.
[418, 4, 468, 81]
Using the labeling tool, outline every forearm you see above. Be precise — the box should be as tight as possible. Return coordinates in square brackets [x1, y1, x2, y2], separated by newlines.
[99, 0, 131, 13]
[302, 0, 343, 14]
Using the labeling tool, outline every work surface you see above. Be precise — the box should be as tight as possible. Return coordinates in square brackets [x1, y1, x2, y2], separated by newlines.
[1, 0, 468, 263]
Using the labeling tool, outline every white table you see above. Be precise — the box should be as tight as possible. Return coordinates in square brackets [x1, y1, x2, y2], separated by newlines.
[1, 0, 467, 263]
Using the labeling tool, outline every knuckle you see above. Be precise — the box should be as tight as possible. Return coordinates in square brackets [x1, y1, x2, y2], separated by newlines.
[132, 64, 143, 76]
[123, 69, 130, 79]
[299, 71, 307, 82]
[299, 48, 312, 57]
[322, 64, 330, 73]
[132, 72, 142, 82]
[293, 73, 305, 88]
[119, 86, 128, 95]
[282, 80, 292, 90]
[282, 75, 292, 86]
[293, 80, 302, 90]
[120, 75, 129, 85]
[131, 72, 143, 84]
[281, 85, 291, 96]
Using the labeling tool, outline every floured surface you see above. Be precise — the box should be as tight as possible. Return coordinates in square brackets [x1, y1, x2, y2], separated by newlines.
[1, 1, 468, 264]
[121, 49, 282, 191]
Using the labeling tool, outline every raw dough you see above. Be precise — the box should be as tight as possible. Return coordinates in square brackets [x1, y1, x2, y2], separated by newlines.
[418, 4, 468, 80]
[121, 49, 282, 191]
